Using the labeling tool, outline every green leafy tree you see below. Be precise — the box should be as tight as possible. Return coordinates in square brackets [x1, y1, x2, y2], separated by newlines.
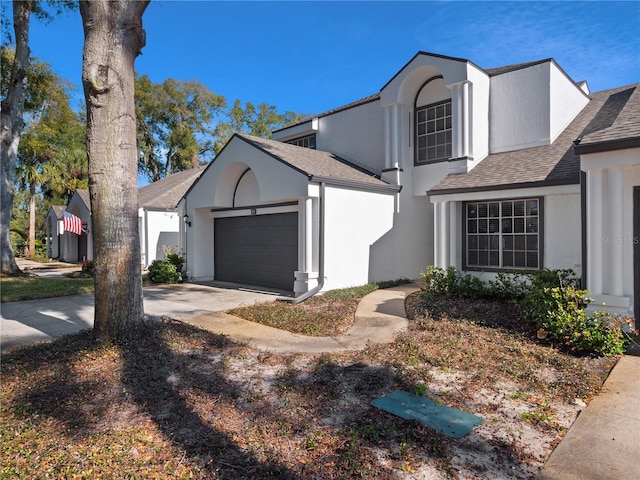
[213, 99, 309, 154]
[135, 74, 225, 182]
[0, 0, 75, 275]
[14, 55, 83, 257]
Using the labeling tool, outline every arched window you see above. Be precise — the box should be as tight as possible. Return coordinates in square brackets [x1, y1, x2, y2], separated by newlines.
[414, 75, 452, 165]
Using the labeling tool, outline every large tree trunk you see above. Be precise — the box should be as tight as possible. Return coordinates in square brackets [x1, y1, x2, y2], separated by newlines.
[80, 0, 150, 341]
[0, 1, 31, 276]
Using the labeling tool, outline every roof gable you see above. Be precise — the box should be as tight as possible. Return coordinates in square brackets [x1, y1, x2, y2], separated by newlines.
[138, 167, 205, 209]
[235, 134, 390, 188]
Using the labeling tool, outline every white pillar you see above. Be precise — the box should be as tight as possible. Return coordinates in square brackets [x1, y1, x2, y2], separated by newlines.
[607, 169, 624, 296]
[384, 105, 392, 170]
[587, 170, 604, 295]
[304, 197, 314, 273]
[434, 201, 450, 268]
[461, 81, 470, 159]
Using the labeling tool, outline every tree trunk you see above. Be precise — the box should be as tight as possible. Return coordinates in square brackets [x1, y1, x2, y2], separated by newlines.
[27, 181, 36, 257]
[0, 0, 31, 276]
[80, 0, 150, 342]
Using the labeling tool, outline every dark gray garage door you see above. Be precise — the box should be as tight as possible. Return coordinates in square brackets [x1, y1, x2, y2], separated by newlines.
[214, 213, 298, 291]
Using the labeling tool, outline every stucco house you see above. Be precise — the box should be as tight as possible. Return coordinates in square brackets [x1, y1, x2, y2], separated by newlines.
[46, 167, 204, 267]
[178, 51, 638, 325]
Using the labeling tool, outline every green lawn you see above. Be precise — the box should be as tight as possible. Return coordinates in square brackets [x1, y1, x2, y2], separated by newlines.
[0, 276, 94, 302]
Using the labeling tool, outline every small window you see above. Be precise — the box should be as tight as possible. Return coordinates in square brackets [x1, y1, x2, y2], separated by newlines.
[465, 198, 542, 270]
[415, 99, 452, 164]
[286, 134, 316, 149]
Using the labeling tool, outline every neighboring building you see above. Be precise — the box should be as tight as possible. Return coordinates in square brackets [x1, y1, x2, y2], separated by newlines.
[138, 167, 205, 268]
[176, 51, 637, 326]
[46, 189, 92, 263]
[46, 167, 204, 267]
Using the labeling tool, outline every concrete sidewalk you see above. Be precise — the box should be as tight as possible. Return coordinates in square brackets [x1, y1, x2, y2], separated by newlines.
[182, 282, 417, 354]
[537, 353, 640, 480]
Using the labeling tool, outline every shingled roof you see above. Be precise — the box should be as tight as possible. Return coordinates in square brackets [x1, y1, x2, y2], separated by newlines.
[574, 85, 640, 154]
[138, 167, 205, 209]
[428, 84, 639, 195]
[50, 205, 66, 219]
[236, 134, 394, 189]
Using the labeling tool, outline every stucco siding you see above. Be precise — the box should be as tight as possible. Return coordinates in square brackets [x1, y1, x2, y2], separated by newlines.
[490, 62, 551, 153]
[544, 193, 582, 275]
[549, 64, 589, 143]
[315, 100, 385, 173]
[141, 209, 180, 267]
[322, 186, 395, 290]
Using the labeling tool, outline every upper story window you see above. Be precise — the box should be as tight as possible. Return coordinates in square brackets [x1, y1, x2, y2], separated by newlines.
[416, 99, 452, 164]
[286, 134, 316, 150]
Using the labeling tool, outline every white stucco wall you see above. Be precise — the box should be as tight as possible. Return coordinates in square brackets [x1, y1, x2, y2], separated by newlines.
[322, 185, 396, 291]
[490, 62, 551, 153]
[315, 99, 385, 173]
[549, 64, 590, 143]
[543, 193, 582, 274]
[140, 209, 180, 268]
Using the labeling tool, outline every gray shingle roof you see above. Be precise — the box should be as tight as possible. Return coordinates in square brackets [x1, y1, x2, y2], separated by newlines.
[50, 205, 66, 219]
[428, 84, 639, 195]
[236, 134, 391, 188]
[575, 85, 640, 152]
[138, 167, 205, 209]
[75, 189, 90, 210]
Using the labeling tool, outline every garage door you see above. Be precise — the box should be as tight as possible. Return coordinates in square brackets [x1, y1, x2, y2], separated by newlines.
[214, 212, 298, 291]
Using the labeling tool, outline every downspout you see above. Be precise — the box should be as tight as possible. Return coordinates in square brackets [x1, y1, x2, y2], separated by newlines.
[278, 181, 325, 304]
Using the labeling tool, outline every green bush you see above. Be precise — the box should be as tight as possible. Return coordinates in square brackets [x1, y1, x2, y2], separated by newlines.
[148, 260, 180, 284]
[166, 253, 185, 267]
[420, 265, 486, 300]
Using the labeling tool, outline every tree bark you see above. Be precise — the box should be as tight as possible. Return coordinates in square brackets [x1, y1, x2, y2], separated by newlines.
[80, 0, 150, 341]
[0, 0, 31, 276]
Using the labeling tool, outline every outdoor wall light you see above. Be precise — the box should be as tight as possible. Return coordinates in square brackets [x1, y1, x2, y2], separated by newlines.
[183, 214, 192, 227]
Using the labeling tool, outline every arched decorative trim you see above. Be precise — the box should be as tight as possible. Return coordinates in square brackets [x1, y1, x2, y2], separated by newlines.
[413, 75, 444, 111]
[233, 167, 252, 208]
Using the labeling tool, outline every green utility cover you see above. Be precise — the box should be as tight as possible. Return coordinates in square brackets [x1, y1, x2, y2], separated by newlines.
[371, 391, 483, 438]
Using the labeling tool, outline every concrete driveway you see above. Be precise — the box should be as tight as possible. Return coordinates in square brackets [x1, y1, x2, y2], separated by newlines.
[1, 282, 279, 353]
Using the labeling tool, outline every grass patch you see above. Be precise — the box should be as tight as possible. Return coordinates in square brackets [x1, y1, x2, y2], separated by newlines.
[1, 276, 94, 303]
[227, 281, 406, 336]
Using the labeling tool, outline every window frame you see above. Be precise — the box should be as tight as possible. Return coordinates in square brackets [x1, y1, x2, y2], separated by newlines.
[414, 98, 452, 165]
[462, 197, 544, 272]
[286, 134, 316, 150]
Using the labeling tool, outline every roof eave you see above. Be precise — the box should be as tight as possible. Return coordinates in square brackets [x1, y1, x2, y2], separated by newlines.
[574, 137, 640, 155]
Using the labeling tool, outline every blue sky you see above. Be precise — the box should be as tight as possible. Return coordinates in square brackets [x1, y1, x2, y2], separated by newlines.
[24, 0, 640, 117]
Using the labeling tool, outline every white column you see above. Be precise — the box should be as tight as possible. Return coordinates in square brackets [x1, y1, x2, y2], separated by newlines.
[384, 105, 392, 170]
[587, 170, 604, 295]
[451, 83, 462, 158]
[304, 197, 314, 273]
[434, 202, 450, 268]
[607, 169, 624, 296]
[461, 81, 470, 159]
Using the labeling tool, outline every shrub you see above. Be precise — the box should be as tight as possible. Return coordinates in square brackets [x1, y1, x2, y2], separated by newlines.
[148, 260, 180, 284]
[420, 265, 486, 300]
[166, 253, 185, 267]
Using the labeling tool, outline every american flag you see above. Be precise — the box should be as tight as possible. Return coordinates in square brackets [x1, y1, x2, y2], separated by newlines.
[63, 211, 83, 235]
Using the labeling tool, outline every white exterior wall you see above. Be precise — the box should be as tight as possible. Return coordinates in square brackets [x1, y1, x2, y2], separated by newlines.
[46, 211, 61, 259]
[139, 208, 180, 268]
[544, 193, 582, 274]
[490, 63, 551, 153]
[549, 64, 590, 143]
[315, 100, 385, 173]
[323, 186, 396, 290]
[582, 148, 640, 317]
